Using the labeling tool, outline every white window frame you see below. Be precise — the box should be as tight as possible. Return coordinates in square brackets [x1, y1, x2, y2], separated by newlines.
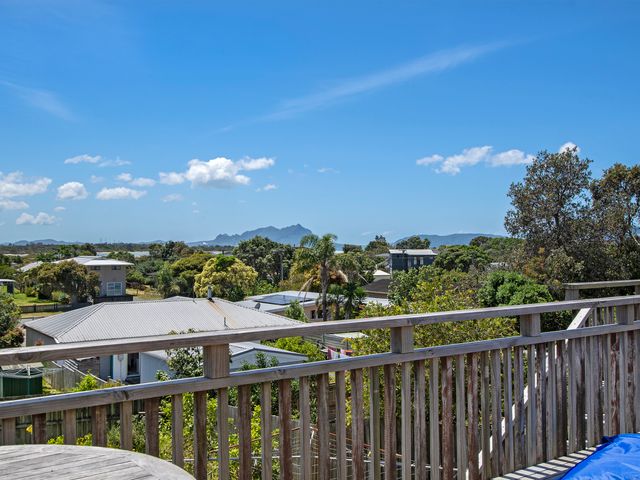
[106, 282, 123, 297]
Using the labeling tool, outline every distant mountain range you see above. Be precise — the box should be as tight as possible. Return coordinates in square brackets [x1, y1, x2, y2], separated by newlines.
[2, 239, 74, 246]
[394, 233, 502, 248]
[189, 224, 314, 247]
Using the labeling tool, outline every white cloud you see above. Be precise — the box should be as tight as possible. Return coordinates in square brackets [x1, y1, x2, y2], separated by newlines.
[257, 183, 277, 192]
[57, 181, 88, 200]
[317, 167, 339, 174]
[159, 172, 186, 185]
[64, 154, 101, 165]
[237, 157, 275, 171]
[559, 142, 580, 153]
[162, 194, 183, 203]
[162, 156, 275, 189]
[96, 187, 146, 200]
[262, 43, 506, 121]
[488, 149, 535, 167]
[0, 172, 52, 198]
[90, 175, 104, 183]
[416, 146, 534, 175]
[0, 200, 29, 211]
[117, 173, 155, 187]
[16, 212, 56, 225]
[54, 206, 66, 212]
[117, 173, 132, 182]
[1, 81, 74, 120]
[99, 158, 131, 168]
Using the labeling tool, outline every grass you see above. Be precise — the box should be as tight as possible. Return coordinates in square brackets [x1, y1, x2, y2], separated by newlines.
[127, 287, 162, 301]
[21, 311, 63, 320]
[11, 292, 57, 306]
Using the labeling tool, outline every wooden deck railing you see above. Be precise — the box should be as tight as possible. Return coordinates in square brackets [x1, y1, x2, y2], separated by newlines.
[0, 295, 639, 479]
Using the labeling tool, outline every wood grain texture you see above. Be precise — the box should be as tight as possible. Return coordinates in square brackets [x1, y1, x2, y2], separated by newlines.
[467, 353, 480, 480]
[400, 362, 412, 480]
[91, 404, 107, 447]
[63, 409, 76, 446]
[278, 379, 293, 480]
[238, 385, 252, 480]
[260, 382, 273, 480]
[217, 388, 230, 480]
[32, 413, 46, 444]
[193, 391, 207, 480]
[414, 360, 427, 480]
[429, 359, 441, 480]
[441, 356, 454, 480]
[369, 366, 382, 480]
[351, 369, 366, 480]
[120, 400, 133, 452]
[170, 396, 183, 468]
[383, 364, 397, 480]
[144, 397, 160, 457]
[317, 373, 330, 480]
[335, 371, 347, 480]
[299, 377, 311, 480]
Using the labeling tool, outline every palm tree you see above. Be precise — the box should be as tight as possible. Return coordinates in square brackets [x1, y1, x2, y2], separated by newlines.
[296, 234, 339, 322]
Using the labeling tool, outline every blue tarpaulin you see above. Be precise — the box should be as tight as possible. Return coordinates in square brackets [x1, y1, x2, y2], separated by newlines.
[562, 434, 640, 479]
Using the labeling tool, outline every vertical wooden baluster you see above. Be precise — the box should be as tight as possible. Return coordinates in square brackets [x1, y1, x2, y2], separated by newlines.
[145, 398, 160, 457]
[467, 353, 480, 480]
[513, 347, 525, 469]
[414, 360, 427, 480]
[610, 334, 620, 435]
[170, 396, 183, 467]
[603, 334, 612, 436]
[547, 343, 557, 460]
[278, 379, 293, 480]
[218, 387, 230, 479]
[238, 385, 252, 480]
[352, 369, 366, 480]
[480, 351, 491, 478]
[317, 373, 330, 480]
[32, 413, 46, 444]
[261, 382, 273, 480]
[442, 356, 454, 480]
[503, 348, 514, 473]
[618, 332, 629, 434]
[568, 340, 578, 453]
[400, 362, 412, 480]
[576, 340, 586, 450]
[557, 341, 567, 457]
[626, 332, 635, 433]
[91, 405, 107, 447]
[456, 354, 467, 480]
[594, 336, 603, 443]
[120, 400, 133, 451]
[535, 344, 545, 463]
[194, 391, 208, 479]
[584, 337, 594, 447]
[369, 367, 382, 480]
[63, 409, 77, 445]
[336, 371, 347, 480]
[490, 350, 503, 475]
[299, 377, 311, 480]
[384, 364, 397, 480]
[2, 418, 15, 445]
[430, 358, 441, 480]
[526, 345, 537, 465]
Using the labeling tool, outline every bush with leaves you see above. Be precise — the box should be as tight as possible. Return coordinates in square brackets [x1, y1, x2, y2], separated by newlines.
[194, 256, 258, 301]
[0, 293, 23, 348]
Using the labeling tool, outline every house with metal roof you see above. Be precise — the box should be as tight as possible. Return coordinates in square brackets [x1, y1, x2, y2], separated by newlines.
[23, 296, 305, 383]
[389, 248, 438, 272]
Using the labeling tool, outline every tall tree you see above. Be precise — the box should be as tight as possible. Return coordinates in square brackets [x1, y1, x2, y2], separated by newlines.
[433, 245, 490, 272]
[395, 235, 431, 249]
[233, 236, 295, 284]
[53, 261, 100, 304]
[505, 148, 593, 255]
[364, 235, 390, 255]
[296, 234, 338, 321]
[0, 293, 23, 348]
[194, 256, 258, 301]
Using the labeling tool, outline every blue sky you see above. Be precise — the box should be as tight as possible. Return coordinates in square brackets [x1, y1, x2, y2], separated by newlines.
[1, 1, 639, 244]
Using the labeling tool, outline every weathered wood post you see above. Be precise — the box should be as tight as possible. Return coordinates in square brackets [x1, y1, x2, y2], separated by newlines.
[391, 326, 414, 480]
[520, 313, 540, 466]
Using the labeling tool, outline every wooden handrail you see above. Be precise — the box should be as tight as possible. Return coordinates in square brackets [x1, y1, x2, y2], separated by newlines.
[4, 295, 640, 365]
[564, 279, 640, 289]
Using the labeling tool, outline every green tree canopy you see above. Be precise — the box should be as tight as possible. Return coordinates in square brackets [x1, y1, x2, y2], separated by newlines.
[364, 235, 390, 255]
[0, 293, 23, 347]
[194, 256, 258, 301]
[395, 235, 431, 249]
[433, 245, 490, 272]
[233, 236, 295, 284]
[295, 234, 338, 321]
[170, 252, 214, 296]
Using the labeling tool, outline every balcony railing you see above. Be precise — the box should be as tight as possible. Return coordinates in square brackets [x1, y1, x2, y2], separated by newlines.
[0, 294, 639, 479]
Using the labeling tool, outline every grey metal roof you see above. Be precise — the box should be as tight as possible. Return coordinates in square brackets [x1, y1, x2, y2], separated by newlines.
[240, 290, 389, 311]
[145, 341, 307, 361]
[25, 296, 302, 344]
[388, 249, 438, 255]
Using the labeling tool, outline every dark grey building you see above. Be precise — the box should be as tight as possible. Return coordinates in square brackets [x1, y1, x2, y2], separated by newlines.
[389, 248, 438, 272]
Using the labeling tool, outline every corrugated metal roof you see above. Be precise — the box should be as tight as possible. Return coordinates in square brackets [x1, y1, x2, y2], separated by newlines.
[389, 249, 438, 255]
[145, 341, 307, 361]
[25, 296, 301, 344]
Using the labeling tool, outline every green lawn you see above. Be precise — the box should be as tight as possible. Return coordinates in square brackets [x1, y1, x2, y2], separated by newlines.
[11, 292, 57, 306]
[128, 287, 162, 301]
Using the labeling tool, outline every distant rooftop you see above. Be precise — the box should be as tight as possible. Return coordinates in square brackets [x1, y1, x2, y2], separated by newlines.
[389, 248, 438, 255]
[20, 256, 133, 272]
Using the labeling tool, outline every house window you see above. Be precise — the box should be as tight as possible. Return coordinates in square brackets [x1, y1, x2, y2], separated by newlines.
[127, 353, 139, 375]
[106, 282, 123, 296]
[90, 266, 100, 271]
[311, 310, 316, 319]
[112, 266, 122, 270]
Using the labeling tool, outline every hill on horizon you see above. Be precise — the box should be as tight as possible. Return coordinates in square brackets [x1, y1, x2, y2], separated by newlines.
[188, 224, 313, 247]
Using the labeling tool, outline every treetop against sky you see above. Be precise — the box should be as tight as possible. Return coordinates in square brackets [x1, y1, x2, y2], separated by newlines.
[0, 1, 638, 243]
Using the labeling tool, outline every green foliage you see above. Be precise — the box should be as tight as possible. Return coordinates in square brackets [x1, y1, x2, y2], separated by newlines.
[478, 271, 552, 307]
[283, 300, 307, 322]
[470, 236, 524, 263]
[342, 244, 363, 253]
[395, 235, 431, 249]
[295, 234, 338, 321]
[388, 266, 430, 305]
[364, 234, 390, 255]
[433, 245, 490, 272]
[233, 236, 295, 284]
[24, 261, 99, 304]
[0, 293, 23, 348]
[194, 256, 258, 301]
[269, 337, 325, 362]
[164, 330, 206, 378]
[169, 252, 214, 296]
[149, 241, 193, 262]
[107, 251, 135, 263]
[73, 374, 100, 391]
[155, 262, 180, 298]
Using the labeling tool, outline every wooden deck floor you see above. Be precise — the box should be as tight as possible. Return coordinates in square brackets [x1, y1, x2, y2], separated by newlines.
[495, 448, 596, 480]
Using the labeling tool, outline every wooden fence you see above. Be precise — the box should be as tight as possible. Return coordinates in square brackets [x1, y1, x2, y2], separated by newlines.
[0, 295, 639, 479]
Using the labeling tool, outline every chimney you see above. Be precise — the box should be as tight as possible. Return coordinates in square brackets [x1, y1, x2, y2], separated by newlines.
[254, 302, 261, 310]
[207, 286, 213, 301]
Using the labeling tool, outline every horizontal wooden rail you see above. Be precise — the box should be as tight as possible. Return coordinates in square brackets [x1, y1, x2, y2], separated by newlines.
[564, 279, 640, 290]
[0, 321, 637, 420]
[3, 295, 640, 365]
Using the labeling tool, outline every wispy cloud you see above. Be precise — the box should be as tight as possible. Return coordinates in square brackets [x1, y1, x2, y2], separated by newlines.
[1, 81, 74, 120]
[262, 43, 506, 121]
[317, 167, 340, 174]
[416, 145, 534, 175]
